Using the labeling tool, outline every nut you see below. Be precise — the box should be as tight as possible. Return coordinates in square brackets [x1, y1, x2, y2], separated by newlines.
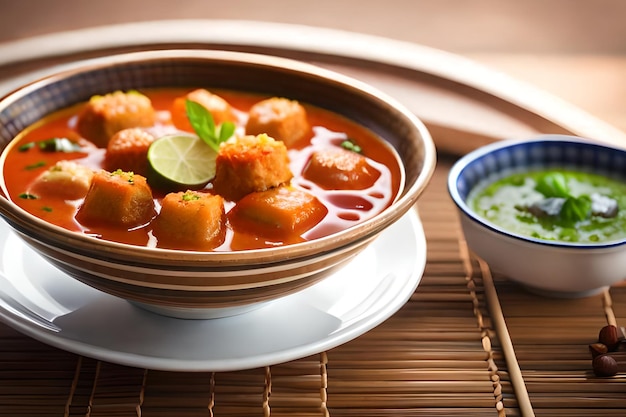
[598, 325, 620, 351]
[589, 342, 608, 358]
[592, 354, 619, 377]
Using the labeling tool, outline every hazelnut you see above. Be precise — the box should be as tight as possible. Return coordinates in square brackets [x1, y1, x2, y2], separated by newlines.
[598, 325, 620, 351]
[589, 342, 608, 358]
[592, 354, 618, 377]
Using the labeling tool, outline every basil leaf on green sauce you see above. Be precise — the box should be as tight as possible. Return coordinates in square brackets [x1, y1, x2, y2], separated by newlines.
[560, 195, 592, 226]
[535, 172, 570, 198]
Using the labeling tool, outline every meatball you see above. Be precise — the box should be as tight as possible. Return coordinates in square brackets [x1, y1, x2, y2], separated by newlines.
[303, 147, 380, 190]
[76, 91, 156, 148]
[212, 134, 293, 201]
[104, 128, 155, 176]
[245, 97, 310, 147]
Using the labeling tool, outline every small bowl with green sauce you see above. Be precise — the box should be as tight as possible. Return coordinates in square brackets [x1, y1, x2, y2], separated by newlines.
[448, 135, 626, 297]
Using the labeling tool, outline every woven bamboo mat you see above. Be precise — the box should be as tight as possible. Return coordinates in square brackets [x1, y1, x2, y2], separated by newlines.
[2, 156, 625, 416]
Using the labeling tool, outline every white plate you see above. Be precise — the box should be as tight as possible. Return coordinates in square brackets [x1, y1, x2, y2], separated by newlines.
[0, 209, 425, 372]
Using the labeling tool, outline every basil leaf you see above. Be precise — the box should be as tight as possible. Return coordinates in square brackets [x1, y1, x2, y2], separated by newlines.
[218, 122, 236, 143]
[185, 99, 235, 152]
[535, 172, 570, 198]
[560, 195, 591, 225]
[186, 100, 216, 148]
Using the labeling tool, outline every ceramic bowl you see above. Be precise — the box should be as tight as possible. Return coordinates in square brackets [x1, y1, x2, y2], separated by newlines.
[448, 134, 626, 298]
[0, 49, 436, 318]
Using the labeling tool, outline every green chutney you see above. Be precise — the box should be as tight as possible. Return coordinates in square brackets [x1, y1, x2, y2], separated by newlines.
[467, 168, 626, 243]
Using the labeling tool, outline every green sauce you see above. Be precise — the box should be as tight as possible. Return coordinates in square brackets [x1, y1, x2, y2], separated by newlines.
[467, 168, 626, 243]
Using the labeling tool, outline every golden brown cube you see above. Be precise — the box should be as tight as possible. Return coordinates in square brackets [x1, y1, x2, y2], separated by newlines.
[75, 170, 156, 228]
[171, 89, 237, 132]
[303, 147, 380, 190]
[76, 91, 156, 148]
[245, 97, 310, 147]
[229, 186, 327, 237]
[212, 134, 293, 201]
[153, 190, 226, 250]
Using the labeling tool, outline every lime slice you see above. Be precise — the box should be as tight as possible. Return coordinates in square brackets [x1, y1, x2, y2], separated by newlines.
[147, 134, 217, 189]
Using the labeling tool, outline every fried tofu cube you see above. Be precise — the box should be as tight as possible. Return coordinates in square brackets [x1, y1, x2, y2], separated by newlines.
[77, 91, 156, 148]
[229, 186, 327, 237]
[303, 147, 380, 190]
[153, 190, 226, 250]
[245, 97, 310, 147]
[104, 128, 155, 176]
[171, 89, 237, 132]
[76, 170, 156, 228]
[30, 160, 94, 200]
[212, 134, 293, 201]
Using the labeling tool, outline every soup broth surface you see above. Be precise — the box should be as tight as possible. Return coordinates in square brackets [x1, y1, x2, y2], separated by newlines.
[2, 88, 402, 251]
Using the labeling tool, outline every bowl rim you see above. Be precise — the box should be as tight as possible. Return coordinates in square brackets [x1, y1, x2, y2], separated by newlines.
[0, 48, 436, 264]
[448, 134, 626, 250]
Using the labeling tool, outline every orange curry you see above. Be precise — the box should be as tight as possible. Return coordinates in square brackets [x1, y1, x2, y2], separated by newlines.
[2, 89, 402, 251]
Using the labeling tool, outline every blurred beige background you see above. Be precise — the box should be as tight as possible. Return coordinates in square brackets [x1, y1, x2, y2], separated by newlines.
[0, 0, 625, 54]
[0, 0, 625, 131]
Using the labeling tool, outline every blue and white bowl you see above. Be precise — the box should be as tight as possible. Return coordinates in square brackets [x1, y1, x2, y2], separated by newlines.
[448, 135, 626, 297]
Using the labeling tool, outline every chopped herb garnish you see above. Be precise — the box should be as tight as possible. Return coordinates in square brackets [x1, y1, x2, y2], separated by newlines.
[25, 161, 46, 170]
[18, 142, 35, 152]
[181, 191, 201, 202]
[185, 99, 235, 152]
[42, 206, 53, 212]
[111, 169, 135, 184]
[18, 193, 38, 200]
[39, 137, 81, 153]
[341, 139, 362, 154]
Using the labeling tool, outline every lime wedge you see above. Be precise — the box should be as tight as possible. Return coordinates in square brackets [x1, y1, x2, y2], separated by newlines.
[147, 134, 217, 189]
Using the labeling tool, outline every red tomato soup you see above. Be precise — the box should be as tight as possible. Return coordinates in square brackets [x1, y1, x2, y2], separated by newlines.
[2, 88, 402, 251]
